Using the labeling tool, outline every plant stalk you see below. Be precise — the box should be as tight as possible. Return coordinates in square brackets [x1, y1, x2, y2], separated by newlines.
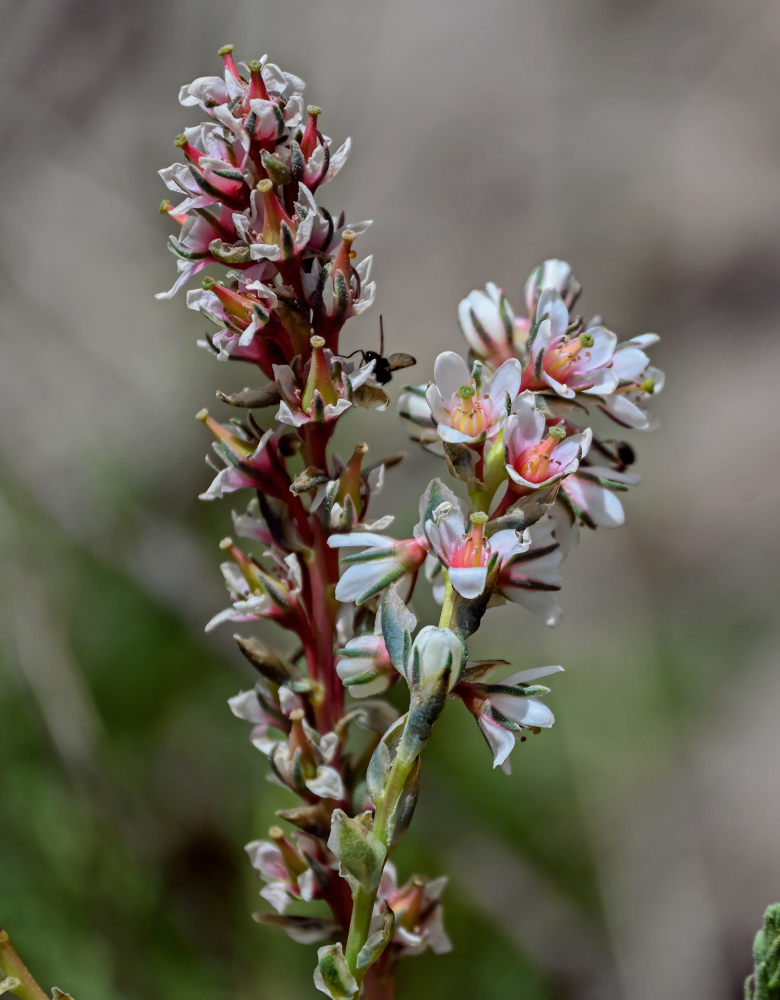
[0, 930, 49, 1000]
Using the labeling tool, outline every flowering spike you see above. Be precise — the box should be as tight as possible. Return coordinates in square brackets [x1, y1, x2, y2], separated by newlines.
[158, 46, 666, 997]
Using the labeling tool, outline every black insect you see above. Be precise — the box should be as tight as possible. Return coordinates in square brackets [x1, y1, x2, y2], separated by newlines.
[615, 441, 636, 468]
[342, 317, 416, 385]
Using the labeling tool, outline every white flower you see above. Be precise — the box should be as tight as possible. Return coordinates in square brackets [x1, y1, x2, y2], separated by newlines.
[457, 283, 515, 364]
[598, 334, 664, 430]
[504, 396, 592, 492]
[494, 517, 564, 626]
[457, 664, 563, 773]
[523, 289, 618, 399]
[426, 352, 523, 445]
[523, 259, 581, 315]
[423, 497, 528, 600]
[336, 633, 397, 698]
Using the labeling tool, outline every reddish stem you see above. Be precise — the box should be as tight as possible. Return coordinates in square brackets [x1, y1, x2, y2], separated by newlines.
[305, 517, 343, 730]
[363, 952, 398, 1000]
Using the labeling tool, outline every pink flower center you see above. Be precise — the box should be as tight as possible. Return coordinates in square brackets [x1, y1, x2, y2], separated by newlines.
[544, 332, 594, 381]
[449, 515, 490, 568]
[515, 425, 567, 483]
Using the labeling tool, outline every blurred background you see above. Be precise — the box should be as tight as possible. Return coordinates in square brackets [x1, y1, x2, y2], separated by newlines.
[1, 0, 779, 997]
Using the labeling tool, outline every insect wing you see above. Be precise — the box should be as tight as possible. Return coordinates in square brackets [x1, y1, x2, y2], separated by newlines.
[385, 352, 416, 373]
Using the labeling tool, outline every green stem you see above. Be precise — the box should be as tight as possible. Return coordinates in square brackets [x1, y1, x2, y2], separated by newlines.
[0, 930, 49, 1000]
[344, 719, 417, 982]
[438, 573, 456, 630]
[344, 579, 459, 987]
[344, 884, 377, 975]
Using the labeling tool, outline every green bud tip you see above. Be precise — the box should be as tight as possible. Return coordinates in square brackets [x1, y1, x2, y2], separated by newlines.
[218, 44, 234, 56]
[195, 408, 209, 421]
[219, 536, 234, 551]
[159, 199, 172, 214]
[457, 384, 477, 399]
[310, 335, 326, 349]
[248, 59, 262, 71]
[307, 105, 322, 117]
[257, 178, 274, 194]
[201, 276, 216, 290]
[469, 511, 489, 526]
[174, 133, 187, 148]
[579, 332, 595, 348]
[549, 424, 567, 440]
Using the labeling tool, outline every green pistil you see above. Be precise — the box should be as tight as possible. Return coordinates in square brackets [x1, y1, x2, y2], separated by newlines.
[579, 332, 595, 348]
[457, 385, 476, 400]
[549, 424, 567, 440]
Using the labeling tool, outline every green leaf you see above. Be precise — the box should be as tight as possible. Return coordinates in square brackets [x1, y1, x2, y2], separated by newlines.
[384, 755, 421, 848]
[208, 238, 251, 264]
[261, 150, 292, 186]
[327, 809, 384, 892]
[314, 943, 358, 999]
[380, 588, 416, 671]
[419, 478, 458, 526]
[366, 716, 406, 804]
[356, 903, 395, 970]
[746, 903, 780, 1000]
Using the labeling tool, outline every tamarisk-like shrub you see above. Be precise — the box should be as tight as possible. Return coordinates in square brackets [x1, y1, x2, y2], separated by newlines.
[157, 46, 664, 999]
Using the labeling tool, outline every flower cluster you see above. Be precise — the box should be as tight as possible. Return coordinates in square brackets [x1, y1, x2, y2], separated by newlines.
[161, 49, 664, 1000]
[400, 259, 663, 555]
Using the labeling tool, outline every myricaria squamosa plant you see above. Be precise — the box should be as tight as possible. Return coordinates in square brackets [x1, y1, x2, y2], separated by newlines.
[154, 45, 664, 1000]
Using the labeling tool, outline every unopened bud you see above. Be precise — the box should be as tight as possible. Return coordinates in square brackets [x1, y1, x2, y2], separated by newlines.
[405, 626, 464, 696]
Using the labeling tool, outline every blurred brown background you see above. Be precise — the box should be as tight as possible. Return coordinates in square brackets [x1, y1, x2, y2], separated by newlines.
[1, 1, 779, 997]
